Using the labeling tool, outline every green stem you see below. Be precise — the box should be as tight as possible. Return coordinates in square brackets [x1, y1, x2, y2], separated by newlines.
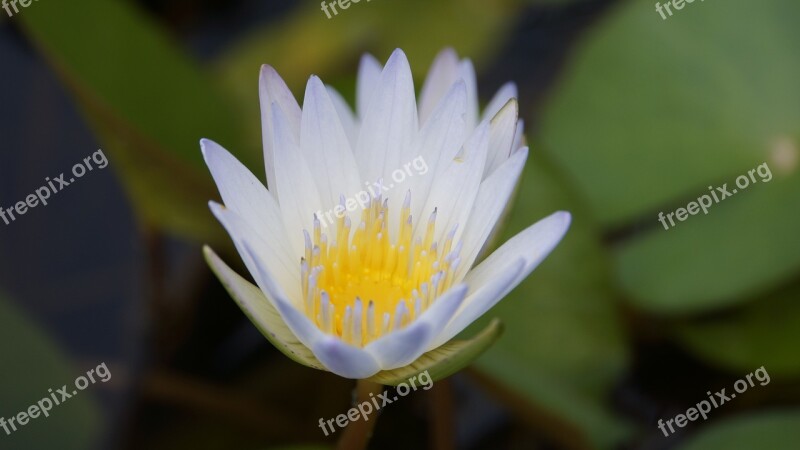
[336, 379, 384, 450]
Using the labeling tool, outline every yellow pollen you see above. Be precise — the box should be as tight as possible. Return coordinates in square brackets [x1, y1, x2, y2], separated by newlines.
[301, 192, 461, 347]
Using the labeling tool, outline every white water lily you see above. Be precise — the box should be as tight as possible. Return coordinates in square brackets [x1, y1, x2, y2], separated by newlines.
[201, 48, 571, 380]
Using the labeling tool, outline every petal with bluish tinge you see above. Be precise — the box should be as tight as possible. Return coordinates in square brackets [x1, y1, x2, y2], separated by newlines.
[242, 242, 382, 379]
[435, 212, 571, 347]
[355, 49, 418, 189]
[364, 284, 468, 370]
[300, 76, 361, 211]
[259, 65, 301, 193]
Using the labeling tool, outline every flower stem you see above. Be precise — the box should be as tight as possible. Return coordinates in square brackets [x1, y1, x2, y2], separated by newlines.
[336, 379, 384, 450]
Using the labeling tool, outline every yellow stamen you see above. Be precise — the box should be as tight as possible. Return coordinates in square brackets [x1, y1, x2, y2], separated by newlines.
[301, 192, 461, 347]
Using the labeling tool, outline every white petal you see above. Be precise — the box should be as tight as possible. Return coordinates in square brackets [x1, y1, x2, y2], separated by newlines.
[408, 81, 468, 222]
[418, 48, 460, 125]
[456, 148, 528, 282]
[200, 139, 297, 271]
[467, 211, 572, 291]
[512, 119, 526, 152]
[312, 336, 382, 379]
[326, 84, 359, 148]
[204, 246, 324, 370]
[416, 120, 489, 245]
[482, 82, 518, 122]
[364, 284, 467, 369]
[484, 99, 519, 178]
[357, 53, 383, 120]
[272, 103, 323, 258]
[459, 59, 479, 132]
[300, 76, 361, 210]
[242, 243, 381, 379]
[429, 258, 525, 348]
[355, 49, 418, 188]
[259, 65, 301, 192]
[209, 202, 300, 304]
[434, 212, 571, 347]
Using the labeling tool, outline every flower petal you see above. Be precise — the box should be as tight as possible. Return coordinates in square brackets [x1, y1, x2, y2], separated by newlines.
[482, 82, 518, 123]
[466, 211, 571, 290]
[209, 202, 300, 304]
[312, 336, 383, 379]
[300, 76, 361, 210]
[357, 53, 382, 120]
[458, 59, 479, 131]
[418, 48, 460, 125]
[241, 242, 381, 379]
[259, 65, 301, 192]
[416, 120, 489, 245]
[364, 284, 467, 370]
[355, 49, 418, 188]
[430, 258, 524, 348]
[408, 80, 468, 223]
[326, 84, 359, 148]
[203, 246, 324, 370]
[200, 139, 297, 275]
[457, 148, 528, 282]
[369, 318, 503, 386]
[484, 99, 518, 178]
[433, 212, 571, 347]
[512, 119, 526, 152]
[272, 103, 323, 258]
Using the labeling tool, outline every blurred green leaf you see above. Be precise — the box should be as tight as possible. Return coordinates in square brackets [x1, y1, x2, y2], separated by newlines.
[538, 0, 800, 313]
[676, 283, 800, 377]
[0, 294, 100, 450]
[677, 410, 800, 450]
[18, 0, 257, 243]
[470, 155, 631, 448]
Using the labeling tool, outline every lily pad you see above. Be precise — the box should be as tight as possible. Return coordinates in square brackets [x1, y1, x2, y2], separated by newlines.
[677, 410, 800, 450]
[538, 0, 800, 313]
[676, 283, 800, 377]
[0, 294, 100, 450]
[18, 0, 254, 244]
[469, 155, 631, 448]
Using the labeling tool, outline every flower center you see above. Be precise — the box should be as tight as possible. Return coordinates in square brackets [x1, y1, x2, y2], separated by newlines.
[300, 192, 461, 347]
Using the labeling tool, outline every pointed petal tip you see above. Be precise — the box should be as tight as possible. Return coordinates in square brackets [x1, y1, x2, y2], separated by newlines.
[554, 210, 572, 228]
[360, 52, 380, 65]
[435, 47, 459, 61]
[386, 48, 411, 69]
[259, 64, 277, 77]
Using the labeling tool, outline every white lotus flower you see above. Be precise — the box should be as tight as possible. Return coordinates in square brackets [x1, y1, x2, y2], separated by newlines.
[201, 48, 571, 379]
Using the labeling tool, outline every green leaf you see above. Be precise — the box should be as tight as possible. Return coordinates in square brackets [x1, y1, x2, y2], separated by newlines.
[18, 0, 256, 243]
[368, 319, 504, 386]
[469, 155, 631, 448]
[538, 0, 800, 313]
[0, 293, 100, 450]
[676, 283, 800, 377]
[677, 410, 800, 450]
[204, 246, 326, 371]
